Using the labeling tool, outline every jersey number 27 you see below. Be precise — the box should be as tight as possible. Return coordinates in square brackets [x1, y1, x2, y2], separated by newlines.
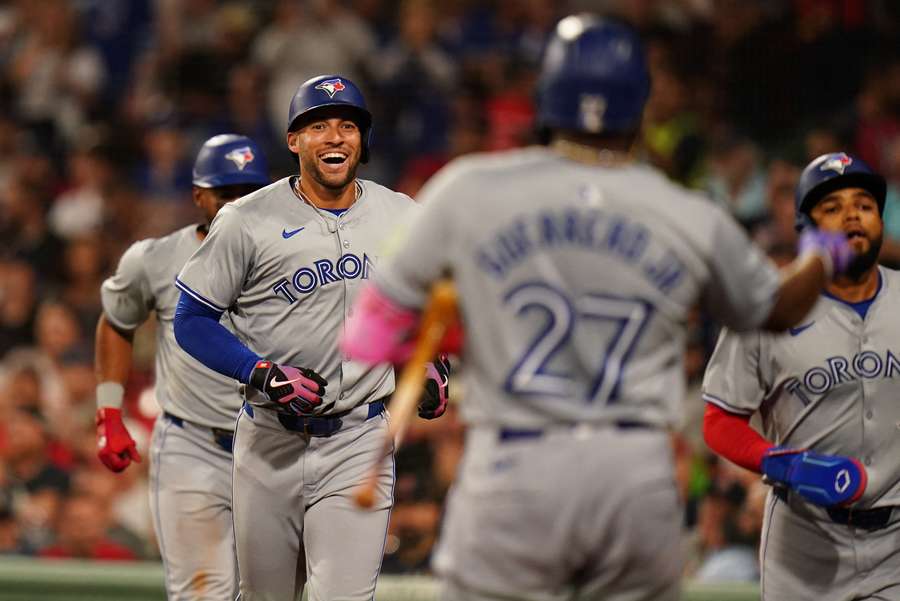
[504, 282, 654, 403]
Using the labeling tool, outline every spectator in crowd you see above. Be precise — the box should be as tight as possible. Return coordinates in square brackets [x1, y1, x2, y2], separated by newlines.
[39, 493, 136, 560]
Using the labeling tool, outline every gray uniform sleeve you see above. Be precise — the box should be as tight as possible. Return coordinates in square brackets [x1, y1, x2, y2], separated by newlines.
[376, 169, 458, 308]
[176, 205, 251, 311]
[703, 207, 780, 331]
[701, 328, 764, 415]
[101, 240, 154, 331]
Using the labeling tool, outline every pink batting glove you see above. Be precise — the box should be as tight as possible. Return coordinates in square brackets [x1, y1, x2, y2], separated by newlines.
[342, 284, 420, 364]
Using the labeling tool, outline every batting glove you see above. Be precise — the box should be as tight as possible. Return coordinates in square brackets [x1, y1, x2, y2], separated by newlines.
[249, 360, 328, 415]
[96, 408, 142, 473]
[761, 447, 867, 507]
[419, 355, 450, 419]
[798, 229, 853, 278]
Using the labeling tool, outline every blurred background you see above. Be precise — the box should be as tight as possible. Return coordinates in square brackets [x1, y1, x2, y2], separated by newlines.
[0, 0, 899, 587]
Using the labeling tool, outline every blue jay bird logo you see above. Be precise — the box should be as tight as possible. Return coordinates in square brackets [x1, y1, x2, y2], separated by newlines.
[819, 153, 852, 175]
[224, 146, 255, 170]
[315, 79, 346, 99]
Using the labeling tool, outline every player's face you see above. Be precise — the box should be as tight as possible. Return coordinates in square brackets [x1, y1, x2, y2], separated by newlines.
[288, 111, 363, 191]
[810, 187, 883, 278]
[193, 184, 260, 226]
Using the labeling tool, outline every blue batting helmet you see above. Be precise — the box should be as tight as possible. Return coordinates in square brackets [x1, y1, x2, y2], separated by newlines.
[535, 15, 650, 135]
[794, 152, 887, 231]
[192, 134, 270, 188]
[286, 74, 373, 163]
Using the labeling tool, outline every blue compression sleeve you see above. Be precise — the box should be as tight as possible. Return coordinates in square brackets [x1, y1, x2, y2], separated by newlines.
[174, 291, 260, 383]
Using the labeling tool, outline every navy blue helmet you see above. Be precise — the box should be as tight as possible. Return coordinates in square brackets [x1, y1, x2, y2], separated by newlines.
[192, 134, 270, 189]
[535, 15, 650, 136]
[286, 74, 373, 163]
[795, 152, 886, 231]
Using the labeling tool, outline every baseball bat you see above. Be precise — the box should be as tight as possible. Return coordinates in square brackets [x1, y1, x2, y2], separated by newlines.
[354, 280, 458, 509]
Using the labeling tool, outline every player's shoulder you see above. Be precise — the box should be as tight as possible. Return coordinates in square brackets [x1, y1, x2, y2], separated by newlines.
[117, 223, 194, 264]
[143, 223, 199, 254]
[878, 265, 900, 293]
[357, 178, 415, 209]
[439, 146, 553, 180]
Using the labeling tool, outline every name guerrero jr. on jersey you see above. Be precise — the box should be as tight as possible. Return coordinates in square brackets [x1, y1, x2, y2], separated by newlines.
[475, 198, 686, 295]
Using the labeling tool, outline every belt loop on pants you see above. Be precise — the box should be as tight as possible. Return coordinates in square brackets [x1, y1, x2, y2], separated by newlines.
[276, 399, 385, 437]
[163, 411, 234, 453]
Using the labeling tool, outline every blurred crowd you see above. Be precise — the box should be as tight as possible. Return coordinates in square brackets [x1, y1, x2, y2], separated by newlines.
[0, 0, 899, 583]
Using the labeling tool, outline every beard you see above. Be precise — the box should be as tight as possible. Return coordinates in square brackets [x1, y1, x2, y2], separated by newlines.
[845, 233, 883, 281]
[301, 154, 360, 191]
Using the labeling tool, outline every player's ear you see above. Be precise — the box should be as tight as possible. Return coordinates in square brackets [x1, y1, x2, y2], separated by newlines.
[286, 131, 301, 155]
[192, 186, 204, 209]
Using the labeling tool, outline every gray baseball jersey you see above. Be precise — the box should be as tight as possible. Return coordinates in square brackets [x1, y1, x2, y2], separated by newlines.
[703, 267, 900, 601]
[102, 224, 242, 599]
[374, 146, 781, 601]
[101, 225, 242, 429]
[176, 176, 412, 601]
[379, 147, 780, 429]
[177, 178, 412, 415]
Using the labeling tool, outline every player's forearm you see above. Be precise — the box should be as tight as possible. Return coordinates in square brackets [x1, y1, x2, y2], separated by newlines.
[702, 404, 773, 472]
[763, 253, 827, 332]
[173, 291, 261, 383]
[96, 314, 135, 383]
[95, 314, 135, 408]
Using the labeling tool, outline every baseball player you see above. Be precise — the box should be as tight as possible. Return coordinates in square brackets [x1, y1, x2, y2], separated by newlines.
[171, 74, 450, 601]
[702, 152, 898, 601]
[340, 15, 855, 601]
[95, 134, 270, 599]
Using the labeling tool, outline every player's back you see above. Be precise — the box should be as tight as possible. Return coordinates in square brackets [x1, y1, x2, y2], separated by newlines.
[412, 147, 778, 428]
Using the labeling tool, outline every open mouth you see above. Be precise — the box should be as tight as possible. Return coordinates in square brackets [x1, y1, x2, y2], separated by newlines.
[845, 229, 866, 240]
[320, 152, 348, 166]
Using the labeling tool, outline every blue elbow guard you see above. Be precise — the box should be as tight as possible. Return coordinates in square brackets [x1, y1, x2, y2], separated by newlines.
[761, 447, 867, 507]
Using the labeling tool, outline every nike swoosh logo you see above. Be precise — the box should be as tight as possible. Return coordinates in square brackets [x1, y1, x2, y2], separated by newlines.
[270, 376, 302, 388]
[789, 321, 815, 336]
[282, 227, 305, 239]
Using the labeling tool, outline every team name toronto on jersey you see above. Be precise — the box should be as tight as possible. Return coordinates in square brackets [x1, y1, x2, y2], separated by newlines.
[271, 252, 374, 303]
[787, 349, 900, 405]
[474, 206, 685, 294]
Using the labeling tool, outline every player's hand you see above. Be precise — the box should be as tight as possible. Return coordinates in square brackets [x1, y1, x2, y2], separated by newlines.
[419, 355, 450, 419]
[761, 447, 867, 507]
[249, 360, 328, 415]
[798, 229, 853, 278]
[96, 408, 142, 473]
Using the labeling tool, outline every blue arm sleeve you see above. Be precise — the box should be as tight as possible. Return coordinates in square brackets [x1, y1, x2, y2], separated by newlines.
[173, 291, 260, 384]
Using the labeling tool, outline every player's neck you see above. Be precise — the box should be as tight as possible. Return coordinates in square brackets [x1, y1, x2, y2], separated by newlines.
[826, 267, 879, 303]
[550, 137, 633, 167]
[296, 176, 357, 210]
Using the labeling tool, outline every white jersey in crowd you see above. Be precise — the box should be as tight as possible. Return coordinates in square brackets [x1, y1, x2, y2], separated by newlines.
[101, 224, 242, 430]
[377, 147, 781, 429]
[703, 266, 900, 507]
[176, 177, 415, 414]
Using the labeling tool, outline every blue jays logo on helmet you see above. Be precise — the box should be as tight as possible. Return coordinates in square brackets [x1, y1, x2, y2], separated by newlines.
[794, 151, 887, 231]
[224, 146, 255, 171]
[315, 79, 346, 99]
[819, 152, 853, 175]
[192, 134, 270, 189]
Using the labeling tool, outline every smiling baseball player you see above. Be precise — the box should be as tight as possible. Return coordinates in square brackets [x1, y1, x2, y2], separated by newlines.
[95, 134, 269, 600]
[341, 15, 855, 601]
[702, 152, 900, 601]
[171, 75, 449, 601]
